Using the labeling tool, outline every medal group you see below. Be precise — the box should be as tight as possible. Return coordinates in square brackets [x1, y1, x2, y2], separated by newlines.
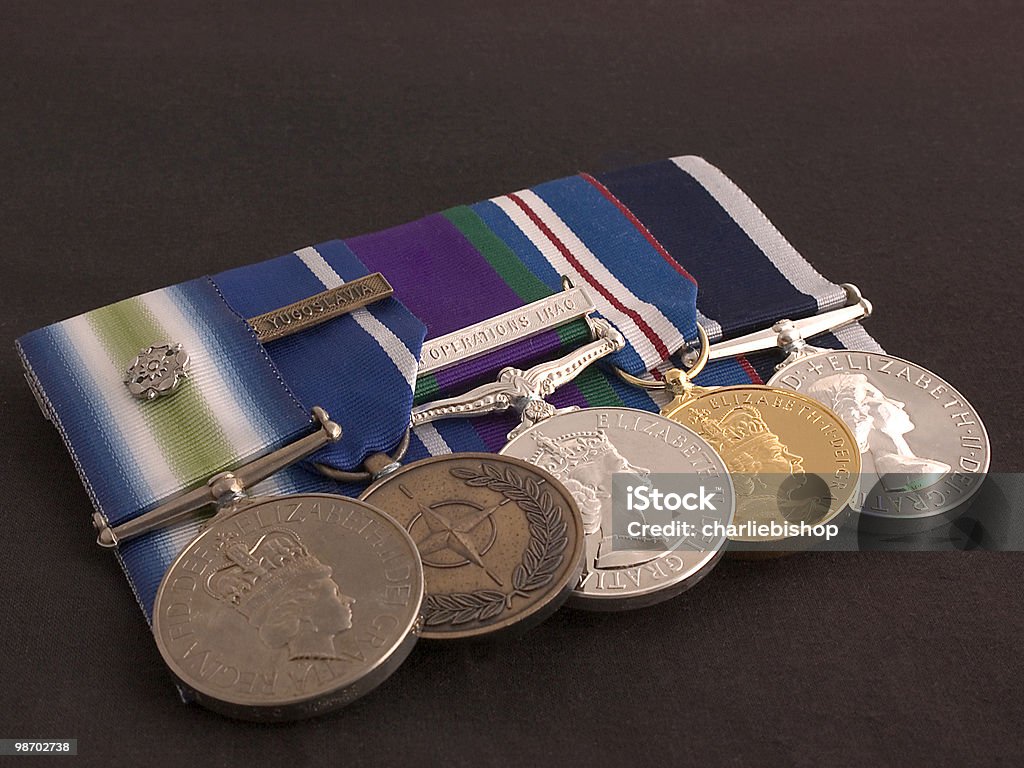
[111, 281, 990, 719]
[17, 159, 991, 721]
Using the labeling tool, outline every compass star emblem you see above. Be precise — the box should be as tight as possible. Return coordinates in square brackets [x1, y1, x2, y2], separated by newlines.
[401, 485, 506, 586]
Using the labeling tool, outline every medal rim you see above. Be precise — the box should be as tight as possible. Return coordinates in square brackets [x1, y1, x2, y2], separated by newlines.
[500, 406, 736, 609]
[152, 493, 425, 720]
[768, 350, 992, 520]
[360, 452, 586, 639]
[660, 385, 862, 542]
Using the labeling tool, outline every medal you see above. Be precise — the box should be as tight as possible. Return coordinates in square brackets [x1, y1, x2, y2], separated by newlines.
[17, 157, 920, 713]
[101, 408, 425, 720]
[685, 286, 990, 531]
[154, 494, 422, 720]
[360, 453, 585, 638]
[766, 331, 989, 532]
[501, 406, 734, 608]
[617, 325, 861, 546]
[412, 311, 736, 609]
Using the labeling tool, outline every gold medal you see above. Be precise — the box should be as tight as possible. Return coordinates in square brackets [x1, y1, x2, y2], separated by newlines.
[618, 326, 861, 545]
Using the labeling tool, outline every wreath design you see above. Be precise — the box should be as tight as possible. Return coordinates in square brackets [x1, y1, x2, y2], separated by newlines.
[421, 463, 569, 627]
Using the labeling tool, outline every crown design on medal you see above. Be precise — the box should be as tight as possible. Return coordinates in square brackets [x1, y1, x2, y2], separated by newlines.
[528, 430, 618, 473]
[205, 528, 332, 618]
[689, 404, 805, 475]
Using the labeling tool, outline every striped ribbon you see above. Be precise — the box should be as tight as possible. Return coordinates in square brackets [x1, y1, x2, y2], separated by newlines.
[212, 239, 427, 471]
[17, 278, 313, 529]
[346, 155, 884, 465]
[18, 250, 427, 618]
[18, 155, 885, 620]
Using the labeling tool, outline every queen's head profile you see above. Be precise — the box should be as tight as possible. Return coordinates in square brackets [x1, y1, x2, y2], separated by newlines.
[529, 429, 656, 571]
[206, 529, 355, 661]
[689, 404, 828, 526]
[806, 373, 949, 493]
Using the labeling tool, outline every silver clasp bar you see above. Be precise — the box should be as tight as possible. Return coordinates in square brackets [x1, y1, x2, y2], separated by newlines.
[93, 407, 342, 548]
[681, 283, 873, 366]
[412, 316, 625, 439]
[417, 286, 597, 375]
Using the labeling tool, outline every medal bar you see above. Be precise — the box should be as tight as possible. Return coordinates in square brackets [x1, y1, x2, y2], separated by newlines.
[247, 272, 394, 343]
[93, 406, 343, 547]
[412, 315, 624, 438]
[679, 283, 871, 366]
[417, 285, 597, 375]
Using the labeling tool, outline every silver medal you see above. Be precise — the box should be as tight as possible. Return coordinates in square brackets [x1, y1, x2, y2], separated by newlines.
[769, 350, 990, 529]
[501, 407, 734, 609]
[97, 408, 426, 720]
[412, 303, 735, 609]
[153, 494, 423, 720]
[679, 284, 991, 530]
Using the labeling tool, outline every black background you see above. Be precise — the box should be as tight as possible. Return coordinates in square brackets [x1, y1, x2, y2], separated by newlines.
[2, 3, 1022, 766]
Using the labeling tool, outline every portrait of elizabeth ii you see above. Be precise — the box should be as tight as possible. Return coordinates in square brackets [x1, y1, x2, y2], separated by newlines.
[690, 405, 829, 526]
[529, 430, 656, 571]
[205, 529, 357, 662]
[806, 372, 950, 493]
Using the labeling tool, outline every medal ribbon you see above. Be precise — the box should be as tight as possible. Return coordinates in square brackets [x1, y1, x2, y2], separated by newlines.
[17, 249, 427, 616]
[212, 240, 427, 472]
[17, 278, 314, 528]
[18, 155, 884, 620]
[344, 156, 884, 466]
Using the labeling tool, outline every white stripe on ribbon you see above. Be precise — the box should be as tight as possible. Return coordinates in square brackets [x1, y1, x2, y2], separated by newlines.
[672, 156, 847, 312]
[141, 289, 268, 457]
[833, 323, 886, 354]
[491, 191, 674, 367]
[296, 246, 418, 391]
[61, 314, 179, 504]
[250, 466, 307, 497]
[413, 423, 452, 456]
[696, 310, 724, 343]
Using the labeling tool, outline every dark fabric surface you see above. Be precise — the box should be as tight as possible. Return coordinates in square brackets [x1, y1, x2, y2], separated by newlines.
[2, 3, 1022, 766]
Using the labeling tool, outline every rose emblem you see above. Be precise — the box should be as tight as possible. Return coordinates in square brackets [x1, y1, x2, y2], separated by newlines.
[521, 397, 556, 423]
[123, 343, 190, 401]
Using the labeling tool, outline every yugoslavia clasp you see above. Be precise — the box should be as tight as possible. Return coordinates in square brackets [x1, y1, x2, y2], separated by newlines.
[92, 406, 342, 548]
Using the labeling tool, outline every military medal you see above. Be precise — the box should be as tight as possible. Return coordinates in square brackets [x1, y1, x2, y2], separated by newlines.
[501, 407, 735, 608]
[766, 334, 989, 532]
[154, 493, 422, 720]
[771, 353, 989, 529]
[361, 453, 585, 638]
[685, 285, 990, 531]
[618, 325, 861, 546]
[412, 310, 736, 609]
[99, 408, 425, 720]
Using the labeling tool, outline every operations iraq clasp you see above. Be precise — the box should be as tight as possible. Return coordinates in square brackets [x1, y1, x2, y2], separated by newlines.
[411, 307, 737, 610]
[96, 408, 425, 721]
[617, 325, 861, 549]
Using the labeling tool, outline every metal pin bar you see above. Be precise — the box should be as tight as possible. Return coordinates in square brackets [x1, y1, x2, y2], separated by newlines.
[94, 407, 342, 548]
[411, 316, 624, 428]
[417, 285, 597, 375]
[247, 273, 394, 343]
[681, 283, 872, 366]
